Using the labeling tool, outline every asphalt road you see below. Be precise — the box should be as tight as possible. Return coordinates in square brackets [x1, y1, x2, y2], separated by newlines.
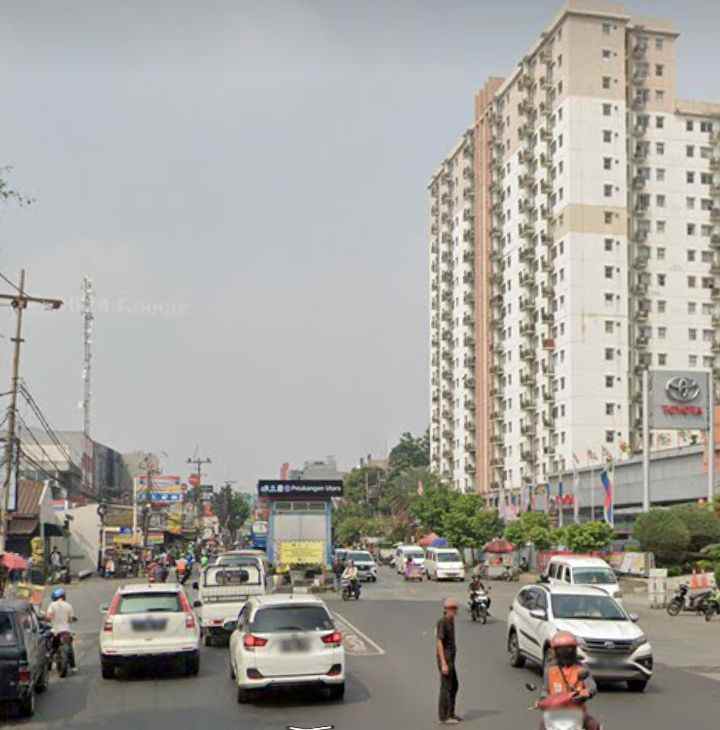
[6, 568, 720, 730]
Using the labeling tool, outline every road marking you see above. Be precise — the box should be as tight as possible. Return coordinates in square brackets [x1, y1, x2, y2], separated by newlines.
[332, 612, 385, 656]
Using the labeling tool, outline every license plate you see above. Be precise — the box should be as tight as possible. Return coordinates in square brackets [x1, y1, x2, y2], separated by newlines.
[280, 637, 309, 653]
[131, 617, 168, 632]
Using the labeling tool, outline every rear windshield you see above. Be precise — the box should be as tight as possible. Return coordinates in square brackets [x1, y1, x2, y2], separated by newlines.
[204, 565, 261, 587]
[217, 555, 264, 570]
[437, 552, 461, 562]
[118, 593, 182, 614]
[251, 605, 334, 633]
[572, 567, 617, 585]
[348, 551, 373, 562]
[0, 613, 15, 646]
[404, 549, 424, 559]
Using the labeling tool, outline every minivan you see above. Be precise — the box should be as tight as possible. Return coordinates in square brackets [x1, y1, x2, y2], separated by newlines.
[542, 555, 622, 599]
[424, 547, 465, 581]
[394, 545, 425, 573]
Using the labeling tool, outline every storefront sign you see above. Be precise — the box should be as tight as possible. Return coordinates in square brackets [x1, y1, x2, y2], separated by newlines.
[257, 480, 343, 498]
[649, 370, 710, 430]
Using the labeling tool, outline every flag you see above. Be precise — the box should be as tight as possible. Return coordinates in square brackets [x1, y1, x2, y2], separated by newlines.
[417, 480, 424, 497]
[572, 457, 580, 524]
[600, 469, 614, 527]
[527, 484, 534, 511]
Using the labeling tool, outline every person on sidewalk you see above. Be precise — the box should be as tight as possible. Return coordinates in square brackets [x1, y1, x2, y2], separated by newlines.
[436, 596, 461, 725]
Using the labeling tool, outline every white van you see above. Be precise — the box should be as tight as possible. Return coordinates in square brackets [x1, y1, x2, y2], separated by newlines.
[424, 547, 466, 581]
[543, 555, 622, 599]
[192, 557, 267, 646]
[394, 545, 426, 574]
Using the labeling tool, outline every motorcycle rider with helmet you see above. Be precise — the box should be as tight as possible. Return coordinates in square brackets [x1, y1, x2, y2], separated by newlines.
[539, 631, 599, 730]
[46, 587, 77, 672]
[468, 575, 491, 612]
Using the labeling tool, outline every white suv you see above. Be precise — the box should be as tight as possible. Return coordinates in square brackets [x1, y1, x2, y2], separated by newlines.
[506, 584, 653, 692]
[99, 583, 200, 679]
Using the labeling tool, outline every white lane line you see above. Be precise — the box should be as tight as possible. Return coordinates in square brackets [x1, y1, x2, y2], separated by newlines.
[332, 612, 386, 655]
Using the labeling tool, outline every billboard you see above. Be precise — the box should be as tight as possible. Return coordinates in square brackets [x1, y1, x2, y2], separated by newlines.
[649, 370, 710, 431]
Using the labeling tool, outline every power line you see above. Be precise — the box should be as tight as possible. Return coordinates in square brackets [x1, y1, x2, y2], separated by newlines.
[16, 413, 67, 476]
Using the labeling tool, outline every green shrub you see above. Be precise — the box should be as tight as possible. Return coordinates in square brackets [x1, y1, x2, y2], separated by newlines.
[633, 509, 690, 563]
[670, 505, 720, 553]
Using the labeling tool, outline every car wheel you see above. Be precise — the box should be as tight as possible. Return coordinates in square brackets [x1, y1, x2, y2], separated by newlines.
[186, 653, 200, 676]
[508, 631, 525, 668]
[627, 679, 648, 693]
[36, 663, 49, 694]
[328, 683, 345, 701]
[101, 658, 115, 680]
[236, 686, 252, 704]
[18, 689, 35, 718]
[229, 659, 236, 680]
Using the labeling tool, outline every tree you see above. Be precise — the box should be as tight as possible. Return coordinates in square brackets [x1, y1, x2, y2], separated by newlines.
[670, 505, 720, 553]
[388, 431, 429, 475]
[441, 494, 503, 549]
[560, 521, 615, 553]
[503, 512, 551, 547]
[409, 484, 457, 534]
[211, 486, 251, 541]
[380, 466, 443, 517]
[0, 167, 33, 207]
[633, 509, 690, 563]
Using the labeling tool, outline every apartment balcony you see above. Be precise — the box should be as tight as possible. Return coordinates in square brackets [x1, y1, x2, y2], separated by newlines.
[633, 226, 649, 243]
[464, 333, 475, 347]
[462, 144, 473, 159]
[636, 335, 649, 349]
[441, 328, 453, 342]
[632, 175, 646, 190]
[633, 146, 649, 163]
[441, 232, 452, 244]
[518, 99, 532, 116]
[491, 226, 503, 240]
[463, 187, 474, 201]
[633, 246, 650, 268]
[463, 271, 474, 285]
[520, 298, 538, 315]
[520, 322, 537, 338]
[711, 228, 720, 247]
[440, 192, 451, 204]
[632, 280, 649, 296]
[519, 245, 536, 263]
[710, 159, 720, 173]
[634, 353, 652, 373]
[440, 250, 452, 264]
[712, 287, 720, 302]
[633, 123, 647, 138]
[540, 153, 552, 169]
[463, 291, 475, 308]
[631, 95, 647, 111]
[465, 418, 476, 433]
[521, 450, 537, 464]
[462, 229, 474, 244]
[431, 204, 439, 216]
[633, 38, 648, 58]
[710, 183, 720, 198]
[518, 224, 534, 241]
[632, 63, 649, 84]
[711, 209, 720, 222]
[463, 313, 475, 328]
[465, 462, 476, 476]
[520, 346, 537, 362]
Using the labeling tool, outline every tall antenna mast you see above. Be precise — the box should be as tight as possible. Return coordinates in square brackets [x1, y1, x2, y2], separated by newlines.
[81, 277, 94, 494]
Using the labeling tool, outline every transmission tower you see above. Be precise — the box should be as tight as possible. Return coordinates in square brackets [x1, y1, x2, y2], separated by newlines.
[81, 277, 94, 494]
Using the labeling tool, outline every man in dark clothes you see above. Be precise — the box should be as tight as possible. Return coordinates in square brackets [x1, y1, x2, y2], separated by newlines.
[436, 597, 461, 724]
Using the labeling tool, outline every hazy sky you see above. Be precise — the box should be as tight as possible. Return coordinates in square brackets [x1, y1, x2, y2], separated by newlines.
[1, 1, 719, 490]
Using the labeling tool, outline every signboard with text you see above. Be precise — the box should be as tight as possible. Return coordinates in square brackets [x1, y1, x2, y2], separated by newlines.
[649, 370, 710, 430]
[257, 479, 343, 499]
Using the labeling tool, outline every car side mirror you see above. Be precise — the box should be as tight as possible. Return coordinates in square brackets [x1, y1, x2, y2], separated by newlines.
[629, 612, 639, 623]
[193, 600, 202, 609]
[192, 582, 199, 590]
[223, 620, 237, 633]
[529, 608, 547, 621]
[99, 604, 109, 614]
[538, 575, 549, 584]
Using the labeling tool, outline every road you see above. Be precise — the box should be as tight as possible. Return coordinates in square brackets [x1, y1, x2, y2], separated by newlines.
[5, 567, 720, 729]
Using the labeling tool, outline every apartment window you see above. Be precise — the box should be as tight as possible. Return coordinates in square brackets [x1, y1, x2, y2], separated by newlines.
[604, 184, 613, 198]
[700, 146, 712, 160]
[656, 116, 664, 129]
[655, 37, 664, 50]
[557, 54, 563, 67]
[604, 265, 613, 279]
[604, 348, 614, 361]
[658, 354, 667, 366]
[605, 403, 615, 416]
[559, 241, 565, 255]
[656, 142, 665, 155]
[560, 405, 566, 417]
[602, 76, 611, 90]
[604, 211, 613, 224]
[705, 356, 715, 368]
[689, 328, 698, 340]
[603, 103, 612, 116]
[604, 293, 614, 305]
[703, 251, 713, 264]
[656, 90, 665, 102]
[701, 121, 713, 133]
[689, 355, 698, 367]
[604, 238, 613, 252]
[702, 173, 713, 185]
[558, 108, 563, 121]
[656, 168, 665, 181]
[688, 223, 696, 236]
[658, 326, 667, 339]
[655, 64, 664, 77]
[602, 49, 612, 59]
[688, 249, 697, 262]
[702, 277, 715, 289]
[657, 273, 666, 286]
[705, 328, 715, 342]
[558, 134, 564, 148]
[703, 224, 713, 237]
[688, 276, 697, 288]
[657, 248, 666, 261]
[687, 171, 696, 183]
[558, 160, 564, 173]
[688, 301, 697, 314]
[656, 194, 666, 207]
[602, 22, 612, 35]
[605, 320, 614, 334]
[603, 129, 612, 143]
[687, 120, 695, 132]
[702, 198, 714, 211]
[605, 375, 614, 388]
[603, 157, 612, 170]
[687, 145, 695, 158]
[687, 197, 696, 210]
[657, 300, 666, 314]
[605, 430, 615, 444]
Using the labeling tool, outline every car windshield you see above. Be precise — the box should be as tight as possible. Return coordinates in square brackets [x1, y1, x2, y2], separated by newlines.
[551, 595, 627, 621]
[349, 552, 373, 562]
[406, 550, 424, 559]
[204, 564, 261, 587]
[572, 568, 617, 585]
[251, 606, 334, 633]
[117, 593, 182, 614]
[437, 552, 461, 562]
[0, 613, 15, 646]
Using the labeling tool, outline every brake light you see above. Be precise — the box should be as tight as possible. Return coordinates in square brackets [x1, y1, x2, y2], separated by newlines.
[243, 633, 268, 650]
[322, 631, 343, 647]
[18, 667, 31, 685]
[104, 592, 122, 633]
[179, 591, 196, 629]
[185, 613, 196, 629]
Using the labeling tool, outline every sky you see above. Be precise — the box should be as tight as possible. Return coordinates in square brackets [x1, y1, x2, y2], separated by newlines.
[1, 0, 719, 491]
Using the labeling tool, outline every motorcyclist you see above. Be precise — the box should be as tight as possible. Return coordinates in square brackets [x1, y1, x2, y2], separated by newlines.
[46, 587, 77, 672]
[342, 560, 360, 598]
[468, 575, 491, 611]
[539, 632, 599, 730]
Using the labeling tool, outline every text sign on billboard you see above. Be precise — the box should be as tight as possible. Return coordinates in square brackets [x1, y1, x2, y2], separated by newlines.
[257, 480, 343, 498]
[649, 370, 710, 430]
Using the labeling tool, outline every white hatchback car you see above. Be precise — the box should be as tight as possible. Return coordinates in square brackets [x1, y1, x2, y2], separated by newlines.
[506, 584, 653, 692]
[99, 583, 200, 679]
[228, 595, 345, 702]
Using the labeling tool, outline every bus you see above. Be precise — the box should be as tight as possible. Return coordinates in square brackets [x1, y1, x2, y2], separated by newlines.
[250, 520, 268, 551]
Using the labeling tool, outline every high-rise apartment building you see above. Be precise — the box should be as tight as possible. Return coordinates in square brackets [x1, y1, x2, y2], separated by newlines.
[429, 0, 720, 496]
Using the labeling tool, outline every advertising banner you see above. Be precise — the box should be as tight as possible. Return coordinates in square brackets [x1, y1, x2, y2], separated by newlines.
[278, 540, 325, 566]
[135, 475, 185, 504]
[649, 370, 710, 430]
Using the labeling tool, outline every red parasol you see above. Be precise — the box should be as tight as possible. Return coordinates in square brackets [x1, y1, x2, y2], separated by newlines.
[483, 538, 515, 554]
[417, 532, 439, 548]
[1, 552, 28, 571]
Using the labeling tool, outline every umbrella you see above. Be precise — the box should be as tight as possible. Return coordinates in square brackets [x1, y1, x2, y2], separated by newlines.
[483, 538, 515, 554]
[418, 532, 439, 548]
[1, 552, 28, 571]
[431, 538, 449, 548]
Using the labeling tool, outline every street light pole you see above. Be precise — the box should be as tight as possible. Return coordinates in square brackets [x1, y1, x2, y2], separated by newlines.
[187, 456, 211, 539]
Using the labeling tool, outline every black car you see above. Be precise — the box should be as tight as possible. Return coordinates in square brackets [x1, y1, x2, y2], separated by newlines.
[0, 599, 51, 717]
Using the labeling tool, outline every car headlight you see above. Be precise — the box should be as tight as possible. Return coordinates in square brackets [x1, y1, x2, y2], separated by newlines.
[631, 634, 648, 650]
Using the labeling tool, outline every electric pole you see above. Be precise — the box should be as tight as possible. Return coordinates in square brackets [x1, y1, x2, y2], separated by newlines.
[0, 270, 63, 553]
[81, 277, 94, 496]
[187, 455, 211, 537]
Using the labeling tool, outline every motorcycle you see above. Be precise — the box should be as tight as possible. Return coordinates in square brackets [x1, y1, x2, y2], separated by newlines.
[341, 578, 361, 601]
[52, 632, 75, 678]
[703, 589, 720, 621]
[526, 683, 592, 730]
[469, 588, 490, 624]
[666, 583, 712, 617]
[500, 565, 519, 582]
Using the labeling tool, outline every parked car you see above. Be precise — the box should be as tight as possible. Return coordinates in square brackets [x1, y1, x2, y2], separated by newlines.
[227, 595, 345, 702]
[345, 550, 377, 582]
[542, 555, 622, 600]
[99, 583, 200, 679]
[0, 599, 51, 717]
[506, 584, 653, 692]
[424, 547, 466, 581]
[394, 545, 425, 574]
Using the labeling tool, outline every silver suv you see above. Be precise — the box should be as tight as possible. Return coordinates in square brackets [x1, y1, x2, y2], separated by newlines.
[506, 583, 653, 692]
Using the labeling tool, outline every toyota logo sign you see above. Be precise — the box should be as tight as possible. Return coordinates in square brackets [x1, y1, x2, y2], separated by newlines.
[665, 375, 701, 403]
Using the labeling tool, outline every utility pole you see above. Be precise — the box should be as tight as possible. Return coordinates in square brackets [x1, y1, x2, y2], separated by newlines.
[81, 277, 94, 496]
[0, 270, 63, 553]
[137, 453, 159, 550]
[187, 455, 211, 538]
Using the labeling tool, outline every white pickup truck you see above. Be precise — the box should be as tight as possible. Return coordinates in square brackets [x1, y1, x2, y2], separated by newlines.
[192, 559, 267, 647]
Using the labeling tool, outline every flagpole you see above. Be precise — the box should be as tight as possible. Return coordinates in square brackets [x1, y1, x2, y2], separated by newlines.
[589, 462, 595, 522]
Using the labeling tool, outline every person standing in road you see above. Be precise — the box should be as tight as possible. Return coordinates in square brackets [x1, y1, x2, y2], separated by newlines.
[436, 597, 461, 725]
